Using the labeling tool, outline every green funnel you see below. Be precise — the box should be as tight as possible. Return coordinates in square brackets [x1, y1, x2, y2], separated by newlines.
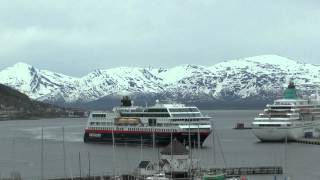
[283, 82, 298, 99]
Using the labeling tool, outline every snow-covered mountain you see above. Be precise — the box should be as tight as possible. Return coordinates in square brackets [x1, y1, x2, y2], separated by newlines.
[0, 55, 319, 108]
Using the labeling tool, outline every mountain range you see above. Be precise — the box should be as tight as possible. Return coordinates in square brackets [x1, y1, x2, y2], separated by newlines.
[0, 55, 319, 109]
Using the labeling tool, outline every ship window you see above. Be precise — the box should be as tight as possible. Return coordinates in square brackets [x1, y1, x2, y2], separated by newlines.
[171, 113, 200, 117]
[169, 108, 199, 112]
[145, 109, 168, 112]
[92, 114, 106, 118]
[259, 124, 281, 127]
[120, 113, 170, 117]
[148, 119, 157, 126]
[271, 107, 292, 110]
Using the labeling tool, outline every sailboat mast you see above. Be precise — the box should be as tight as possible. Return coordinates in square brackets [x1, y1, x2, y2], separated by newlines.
[88, 152, 91, 178]
[78, 152, 82, 180]
[11, 138, 16, 173]
[170, 122, 173, 179]
[197, 123, 200, 150]
[284, 135, 288, 178]
[211, 121, 216, 166]
[188, 119, 192, 179]
[62, 127, 66, 179]
[153, 128, 156, 163]
[112, 127, 115, 176]
[41, 127, 44, 180]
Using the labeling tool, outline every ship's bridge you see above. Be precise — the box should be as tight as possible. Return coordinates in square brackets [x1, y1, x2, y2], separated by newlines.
[153, 103, 186, 108]
[273, 99, 309, 106]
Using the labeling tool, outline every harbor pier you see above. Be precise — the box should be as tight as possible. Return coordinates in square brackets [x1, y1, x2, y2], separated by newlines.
[296, 138, 320, 145]
[42, 166, 282, 180]
[210, 166, 283, 176]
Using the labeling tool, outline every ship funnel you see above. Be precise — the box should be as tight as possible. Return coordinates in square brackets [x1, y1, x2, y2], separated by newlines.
[121, 96, 132, 106]
[283, 82, 298, 99]
[288, 81, 295, 89]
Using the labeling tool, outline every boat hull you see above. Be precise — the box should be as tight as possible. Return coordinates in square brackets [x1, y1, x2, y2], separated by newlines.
[83, 129, 211, 146]
[252, 121, 320, 142]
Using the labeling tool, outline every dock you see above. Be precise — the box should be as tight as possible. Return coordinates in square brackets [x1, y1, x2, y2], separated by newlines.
[47, 175, 132, 180]
[44, 166, 282, 180]
[208, 166, 283, 176]
[296, 138, 320, 145]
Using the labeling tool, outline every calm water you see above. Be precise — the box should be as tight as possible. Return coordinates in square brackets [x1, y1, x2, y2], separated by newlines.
[0, 110, 319, 179]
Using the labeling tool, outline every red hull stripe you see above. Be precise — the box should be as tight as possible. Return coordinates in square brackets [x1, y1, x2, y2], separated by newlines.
[85, 129, 210, 135]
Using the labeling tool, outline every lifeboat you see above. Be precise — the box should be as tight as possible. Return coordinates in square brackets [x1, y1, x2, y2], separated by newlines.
[115, 117, 140, 125]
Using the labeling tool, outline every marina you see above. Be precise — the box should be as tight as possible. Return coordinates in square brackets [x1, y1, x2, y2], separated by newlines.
[43, 166, 283, 180]
[0, 110, 319, 180]
[0, 0, 318, 179]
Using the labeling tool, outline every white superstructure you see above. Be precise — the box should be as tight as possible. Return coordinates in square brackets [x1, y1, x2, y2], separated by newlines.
[252, 82, 320, 141]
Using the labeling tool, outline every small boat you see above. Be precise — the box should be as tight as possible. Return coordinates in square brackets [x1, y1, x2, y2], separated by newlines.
[146, 173, 169, 180]
[233, 123, 252, 130]
[201, 172, 225, 180]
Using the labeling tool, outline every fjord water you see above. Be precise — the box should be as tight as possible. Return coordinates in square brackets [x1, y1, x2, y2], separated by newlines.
[0, 110, 319, 179]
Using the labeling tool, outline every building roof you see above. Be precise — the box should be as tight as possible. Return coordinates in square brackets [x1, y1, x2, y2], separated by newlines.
[138, 161, 152, 168]
[160, 139, 189, 155]
[159, 159, 170, 168]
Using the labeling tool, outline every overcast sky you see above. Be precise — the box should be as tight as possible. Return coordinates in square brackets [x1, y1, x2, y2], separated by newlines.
[0, 0, 319, 76]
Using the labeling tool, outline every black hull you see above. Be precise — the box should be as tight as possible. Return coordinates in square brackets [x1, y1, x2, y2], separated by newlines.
[83, 129, 211, 147]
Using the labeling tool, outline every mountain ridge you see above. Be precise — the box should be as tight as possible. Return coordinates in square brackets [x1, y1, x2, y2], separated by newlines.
[1, 55, 319, 109]
[0, 83, 68, 119]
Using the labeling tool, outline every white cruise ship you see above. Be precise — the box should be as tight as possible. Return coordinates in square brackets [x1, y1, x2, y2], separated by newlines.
[252, 82, 320, 141]
[84, 97, 212, 146]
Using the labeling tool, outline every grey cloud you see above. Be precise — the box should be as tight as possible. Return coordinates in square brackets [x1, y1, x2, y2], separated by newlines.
[0, 0, 319, 76]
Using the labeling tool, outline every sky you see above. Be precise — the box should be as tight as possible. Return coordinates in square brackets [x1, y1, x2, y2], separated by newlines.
[0, 0, 319, 76]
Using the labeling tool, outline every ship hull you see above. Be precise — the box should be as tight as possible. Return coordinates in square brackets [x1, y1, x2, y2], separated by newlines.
[252, 121, 320, 142]
[83, 129, 211, 146]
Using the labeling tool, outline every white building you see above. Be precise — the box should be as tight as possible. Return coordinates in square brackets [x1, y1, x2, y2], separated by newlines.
[160, 139, 198, 178]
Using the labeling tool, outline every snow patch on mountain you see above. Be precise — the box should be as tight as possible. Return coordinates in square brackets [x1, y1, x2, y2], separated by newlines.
[0, 55, 319, 105]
